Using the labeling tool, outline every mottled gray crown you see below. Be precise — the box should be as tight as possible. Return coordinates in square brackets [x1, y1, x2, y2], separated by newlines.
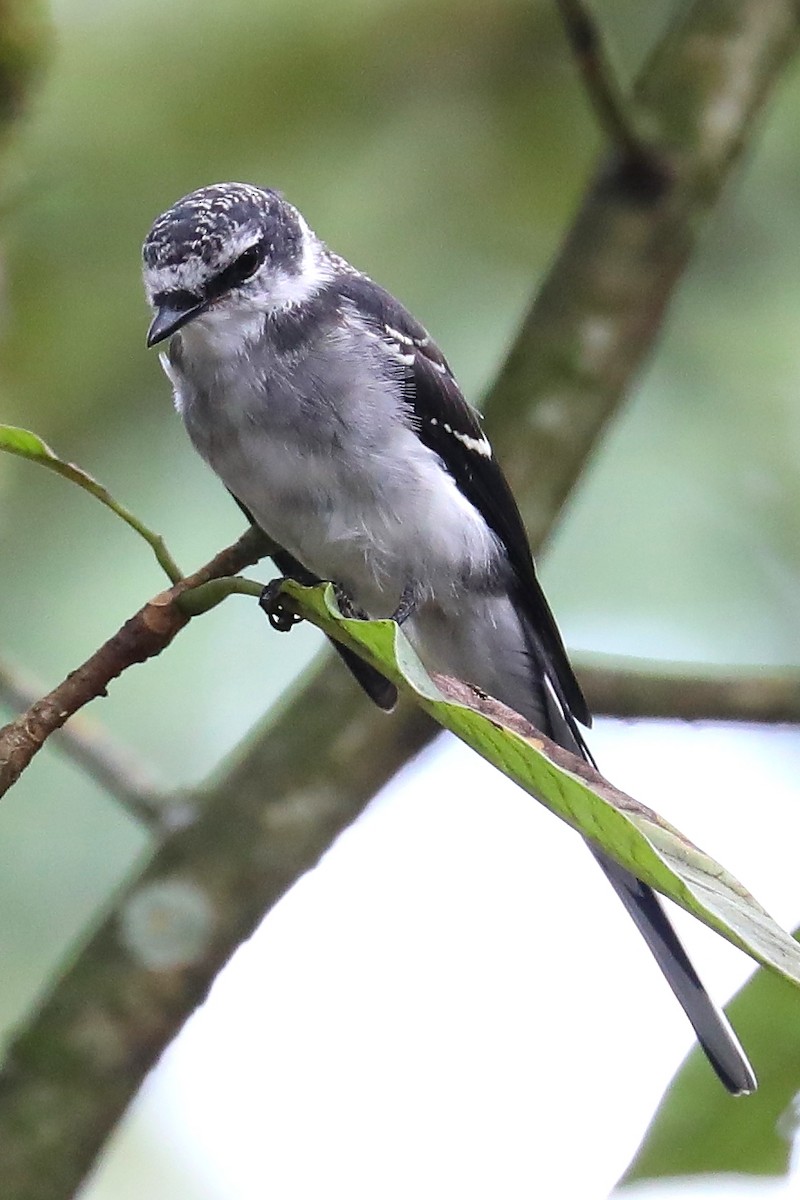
[142, 182, 301, 274]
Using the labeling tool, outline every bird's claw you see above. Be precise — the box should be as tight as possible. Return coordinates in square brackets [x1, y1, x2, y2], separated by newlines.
[390, 582, 417, 626]
[333, 583, 370, 621]
[259, 578, 303, 632]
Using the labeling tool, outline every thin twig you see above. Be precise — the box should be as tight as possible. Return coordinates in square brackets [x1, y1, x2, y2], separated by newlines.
[0, 525, 274, 800]
[555, 0, 659, 169]
[486, 0, 796, 550]
[0, 657, 167, 827]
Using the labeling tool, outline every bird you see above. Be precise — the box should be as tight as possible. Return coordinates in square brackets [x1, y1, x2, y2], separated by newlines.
[142, 182, 756, 1094]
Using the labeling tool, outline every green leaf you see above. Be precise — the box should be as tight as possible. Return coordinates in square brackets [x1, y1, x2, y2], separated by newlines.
[0, 424, 182, 583]
[618, 948, 800, 1185]
[280, 579, 800, 990]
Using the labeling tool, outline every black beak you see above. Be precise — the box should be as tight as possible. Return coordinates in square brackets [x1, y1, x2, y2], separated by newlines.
[146, 298, 209, 347]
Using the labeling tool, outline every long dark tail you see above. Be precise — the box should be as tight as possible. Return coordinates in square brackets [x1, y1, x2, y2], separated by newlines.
[540, 683, 756, 1094]
[591, 847, 755, 1093]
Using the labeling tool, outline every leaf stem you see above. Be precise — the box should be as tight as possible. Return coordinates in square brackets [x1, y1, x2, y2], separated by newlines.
[0, 424, 183, 583]
[176, 575, 264, 617]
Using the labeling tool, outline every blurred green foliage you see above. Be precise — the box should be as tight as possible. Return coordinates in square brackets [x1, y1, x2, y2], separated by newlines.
[623, 968, 800, 1184]
[0, 0, 49, 126]
[0, 0, 799, 1194]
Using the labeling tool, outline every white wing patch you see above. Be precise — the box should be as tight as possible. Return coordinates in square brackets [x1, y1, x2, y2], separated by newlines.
[424, 415, 492, 458]
[386, 345, 416, 365]
[449, 426, 492, 457]
[384, 323, 415, 346]
[382, 322, 448, 371]
[442, 420, 491, 457]
[378, 320, 493, 459]
[381, 322, 418, 365]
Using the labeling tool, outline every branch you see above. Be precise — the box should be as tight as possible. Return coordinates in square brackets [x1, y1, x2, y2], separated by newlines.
[0, 657, 167, 827]
[0, 525, 274, 800]
[0, 658, 437, 1200]
[486, 0, 799, 555]
[577, 658, 800, 725]
[555, 0, 659, 171]
[0, 2, 797, 1196]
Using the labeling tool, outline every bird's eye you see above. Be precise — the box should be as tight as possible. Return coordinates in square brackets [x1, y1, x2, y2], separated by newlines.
[209, 241, 265, 297]
[231, 244, 261, 281]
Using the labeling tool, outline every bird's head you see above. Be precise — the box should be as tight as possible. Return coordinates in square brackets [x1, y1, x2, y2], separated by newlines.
[142, 182, 330, 348]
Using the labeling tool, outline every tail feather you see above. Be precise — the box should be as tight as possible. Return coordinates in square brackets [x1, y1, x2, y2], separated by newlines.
[592, 848, 756, 1094]
[537, 671, 756, 1094]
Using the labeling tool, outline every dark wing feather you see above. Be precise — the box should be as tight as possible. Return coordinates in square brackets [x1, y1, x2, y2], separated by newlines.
[338, 275, 590, 727]
[270, 545, 398, 711]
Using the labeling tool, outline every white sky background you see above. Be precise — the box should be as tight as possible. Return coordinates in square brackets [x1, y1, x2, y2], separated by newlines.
[80, 719, 800, 1200]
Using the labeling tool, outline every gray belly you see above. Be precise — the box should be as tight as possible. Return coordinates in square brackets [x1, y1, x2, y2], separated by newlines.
[169, 349, 536, 719]
[408, 592, 544, 728]
[181, 380, 502, 616]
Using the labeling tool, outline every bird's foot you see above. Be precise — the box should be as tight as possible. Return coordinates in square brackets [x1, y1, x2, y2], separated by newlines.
[259, 578, 303, 632]
[390, 582, 418, 626]
[333, 583, 370, 621]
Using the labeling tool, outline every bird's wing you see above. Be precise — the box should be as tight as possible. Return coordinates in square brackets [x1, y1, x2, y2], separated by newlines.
[338, 274, 590, 728]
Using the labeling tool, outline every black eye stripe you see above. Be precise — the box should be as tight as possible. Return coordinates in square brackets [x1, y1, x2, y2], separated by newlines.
[151, 239, 266, 311]
[206, 238, 266, 299]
